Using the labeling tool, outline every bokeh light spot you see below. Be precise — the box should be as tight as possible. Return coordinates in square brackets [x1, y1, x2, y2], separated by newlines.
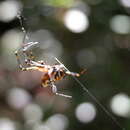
[110, 15, 130, 34]
[64, 9, 89, 33]
[110, 93, 130, 118]
[7, 88, 32, 109]
[0, 118, 16, 130]
[0, 1, 22, 22]
[46, 114, 69, 130]
[23, 103, 43, 123]
[1, 29, 23, 69]
[119, 0, 130, 8]
[1, 29, 23, 52]
[75, 102, 96, 123]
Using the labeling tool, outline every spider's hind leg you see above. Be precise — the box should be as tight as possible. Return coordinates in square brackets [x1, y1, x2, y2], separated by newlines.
[51, 84, 72, 98]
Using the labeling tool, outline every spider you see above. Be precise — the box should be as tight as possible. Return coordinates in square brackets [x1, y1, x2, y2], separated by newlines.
[15, 13, 85, 98]
[15, 41, 85, 98]
[14, 13, 125, 130]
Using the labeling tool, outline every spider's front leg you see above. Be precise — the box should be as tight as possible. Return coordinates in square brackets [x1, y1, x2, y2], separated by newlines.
[22, 44, 46, 66]
[66, 71, 80, 77]
[14, 45, 34, 70]
[66, 69, 86, 77]
[22, 41, 39, 61]
[51, 83, 72, 98]
[15, 50, 39, 71]
[15, 50, 26, 71]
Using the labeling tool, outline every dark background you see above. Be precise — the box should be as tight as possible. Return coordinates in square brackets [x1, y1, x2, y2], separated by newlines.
[0, 0, 130, 130]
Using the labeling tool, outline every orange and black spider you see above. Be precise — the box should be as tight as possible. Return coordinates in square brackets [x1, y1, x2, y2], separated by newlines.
[15, 42, 86, 98]
[15, 13, 85, 98]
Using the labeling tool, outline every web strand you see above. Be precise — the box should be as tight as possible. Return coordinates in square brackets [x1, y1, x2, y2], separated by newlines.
[54, 57, 125, 130]
[17, 12, 29, 43]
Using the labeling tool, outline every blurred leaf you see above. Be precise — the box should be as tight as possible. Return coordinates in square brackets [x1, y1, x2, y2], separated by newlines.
[43, 0, 74, 7]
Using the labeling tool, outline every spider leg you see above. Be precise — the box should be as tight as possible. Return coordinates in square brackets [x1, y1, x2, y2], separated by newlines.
[29, 60, 47, 67]
[51, 84, 72, 98]
[23, 50, 46, 66]
[37, 60, 46, 65]
[66, 69, 86, 77]
[21, 66, 41, 71]
[22, 42, 40, 63]
[24, 51, 36, 64]
[66, 71, 80, 77]
[15, 50, 40, 71]
[15, 50, 26, 70]
[17, 14, 37, 62]
[27, 51, 35, 60]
